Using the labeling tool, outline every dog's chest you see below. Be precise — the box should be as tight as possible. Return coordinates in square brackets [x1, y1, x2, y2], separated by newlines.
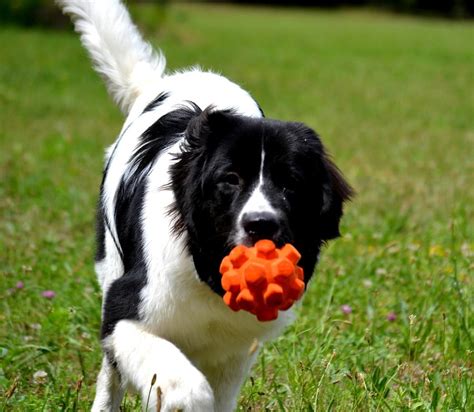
[139, 263, 291, 366]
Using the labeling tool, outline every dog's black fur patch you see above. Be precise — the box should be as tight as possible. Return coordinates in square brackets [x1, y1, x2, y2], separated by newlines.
[95, 192, 106, 262]
[142, 91, 170, 114]
[101, 264, 147, 338]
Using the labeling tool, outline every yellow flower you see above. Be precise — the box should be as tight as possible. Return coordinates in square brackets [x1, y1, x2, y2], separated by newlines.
[429, 245, 446, 257]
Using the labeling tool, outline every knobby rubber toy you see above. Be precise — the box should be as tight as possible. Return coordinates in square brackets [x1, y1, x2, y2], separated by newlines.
[219, 239, 305, 321]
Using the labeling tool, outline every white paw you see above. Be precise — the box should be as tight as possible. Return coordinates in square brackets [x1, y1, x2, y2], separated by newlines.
[142, 370, 214, 412]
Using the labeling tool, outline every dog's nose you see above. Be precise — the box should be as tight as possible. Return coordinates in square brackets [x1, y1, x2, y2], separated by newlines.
[242, 212, 280, 241]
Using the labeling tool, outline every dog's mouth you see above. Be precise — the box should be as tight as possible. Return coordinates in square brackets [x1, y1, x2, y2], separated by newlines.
[231, 230, 290, 249]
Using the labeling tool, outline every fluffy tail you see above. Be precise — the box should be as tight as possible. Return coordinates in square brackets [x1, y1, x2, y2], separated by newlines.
[57, 0, 166, 114]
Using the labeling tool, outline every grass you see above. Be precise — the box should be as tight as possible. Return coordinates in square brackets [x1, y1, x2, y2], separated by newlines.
[1, 3, 473, 410]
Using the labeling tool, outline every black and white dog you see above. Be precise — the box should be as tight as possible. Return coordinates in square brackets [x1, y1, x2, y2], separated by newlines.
[58, 1, 353, 410]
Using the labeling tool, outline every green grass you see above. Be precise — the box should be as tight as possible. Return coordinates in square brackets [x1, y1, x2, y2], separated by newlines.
[1, 3, 473, 411]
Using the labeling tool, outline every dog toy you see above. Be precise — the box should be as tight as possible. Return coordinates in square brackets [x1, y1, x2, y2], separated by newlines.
[219, 240, 305, 321]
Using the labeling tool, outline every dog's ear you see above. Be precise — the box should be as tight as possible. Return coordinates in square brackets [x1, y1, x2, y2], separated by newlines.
[185, 106, 210, 149]
[285, 122, 354, 241]
[183, 107, 238, 192]
[319, 153, 354, 241]
[186, 107, 236, 149]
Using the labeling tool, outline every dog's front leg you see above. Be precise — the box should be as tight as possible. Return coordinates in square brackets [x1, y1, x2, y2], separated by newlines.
[101, 319, 215, 412]
[203, 353, 259, 412]
[92, 356, 125, 412]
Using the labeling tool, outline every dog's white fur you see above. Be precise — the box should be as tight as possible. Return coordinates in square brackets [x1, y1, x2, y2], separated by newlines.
[58, 1, 296, 411]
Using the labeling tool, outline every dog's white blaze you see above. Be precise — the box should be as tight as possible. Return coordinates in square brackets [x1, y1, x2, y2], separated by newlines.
[259, 145, 265, 186]
[236, 145, 278, 244]
[242, 146, 275, 215]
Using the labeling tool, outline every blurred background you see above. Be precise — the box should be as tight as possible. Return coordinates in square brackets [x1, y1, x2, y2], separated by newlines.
[1, 0, 473, 27]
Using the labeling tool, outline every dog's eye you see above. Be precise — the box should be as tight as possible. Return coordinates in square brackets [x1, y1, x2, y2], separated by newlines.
[219, 172, 242, 186]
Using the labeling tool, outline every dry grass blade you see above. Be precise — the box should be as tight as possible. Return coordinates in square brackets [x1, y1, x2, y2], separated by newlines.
[5, 377, 19, 400]
[156, 386, 162, 412]
[145, 373, 157, 411]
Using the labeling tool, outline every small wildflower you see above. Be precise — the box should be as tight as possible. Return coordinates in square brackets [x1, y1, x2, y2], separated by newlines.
[407, 242, 420, 252]
[362, 279, 373, 288]
[461, 243, 473, 258]
[429, 244, 446, 257]
[16, 281, 24, 289]
[444, 265, 454, 274]
[81, 332, 91, 340]
[375, 268, 387, 276]
[41, 290, 56, 299]
[33, 370, 48, 384]
[84, 286, 94, 295]
[30, 323, 42, 331]
[356, 372, 365, 384]
[341, 304, 352, 315]
[366, 304, 374, 320]
[387, 244, 400, 254]
[387, 312, 397, 322]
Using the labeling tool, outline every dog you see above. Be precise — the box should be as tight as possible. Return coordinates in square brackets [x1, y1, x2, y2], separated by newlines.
[58, 1, 353, 410]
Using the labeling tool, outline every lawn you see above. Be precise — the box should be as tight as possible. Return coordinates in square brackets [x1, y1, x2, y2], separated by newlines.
[1, 3, 473, 411]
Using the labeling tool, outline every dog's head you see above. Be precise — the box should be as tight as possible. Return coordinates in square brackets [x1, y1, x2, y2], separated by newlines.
[171, 107, 353, 293]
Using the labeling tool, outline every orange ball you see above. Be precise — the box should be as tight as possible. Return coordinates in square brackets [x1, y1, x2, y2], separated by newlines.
[219, 240, 305, 321]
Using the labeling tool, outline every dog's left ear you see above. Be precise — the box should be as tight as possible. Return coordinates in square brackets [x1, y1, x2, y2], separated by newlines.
[319, 153, 354, 241]
[286, 122, 354, 241]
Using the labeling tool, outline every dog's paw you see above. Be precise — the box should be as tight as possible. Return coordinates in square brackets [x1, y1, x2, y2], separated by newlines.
[143, 370, 214, 412]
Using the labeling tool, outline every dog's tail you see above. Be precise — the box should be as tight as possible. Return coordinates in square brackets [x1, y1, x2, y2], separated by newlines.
[57, 0, 166, 114]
